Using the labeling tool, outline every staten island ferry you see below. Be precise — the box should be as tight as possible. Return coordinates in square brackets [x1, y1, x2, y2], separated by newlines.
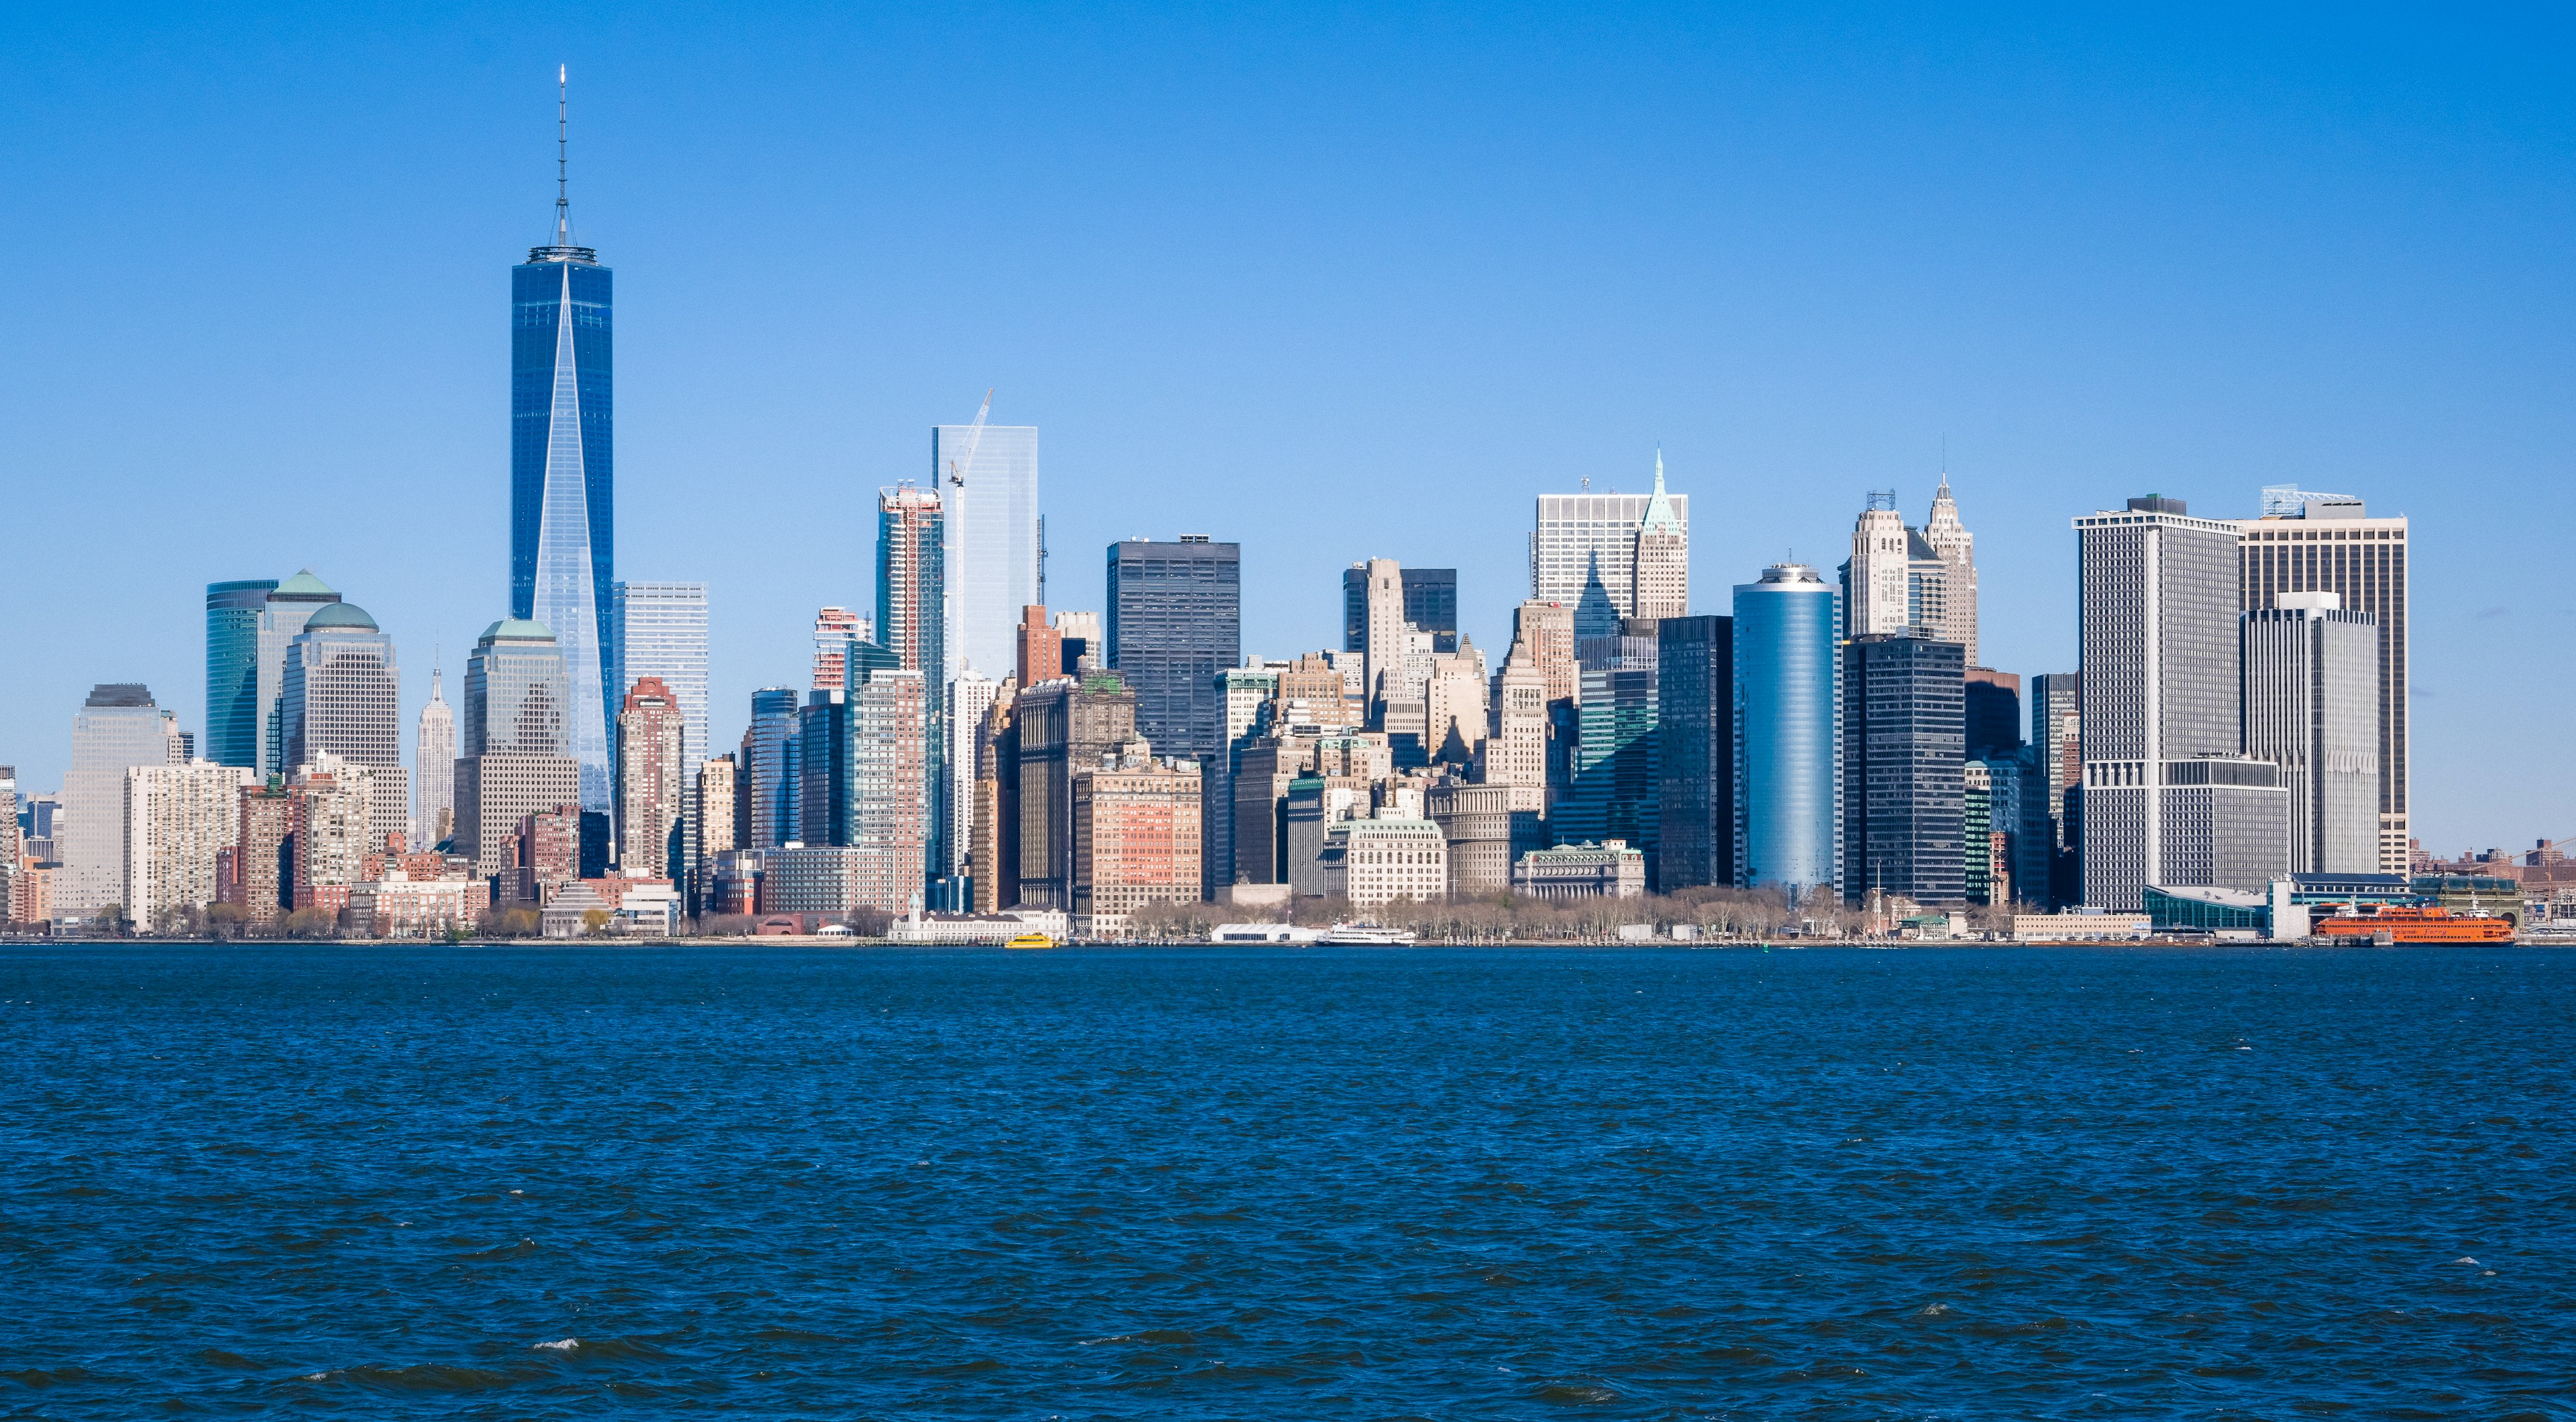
[2308, 903, 2514, 944]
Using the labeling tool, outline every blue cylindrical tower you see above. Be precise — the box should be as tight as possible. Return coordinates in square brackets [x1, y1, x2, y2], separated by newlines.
[1733, 563, 1840, 899]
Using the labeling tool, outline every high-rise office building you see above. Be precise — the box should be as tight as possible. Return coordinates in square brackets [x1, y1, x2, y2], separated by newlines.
[254, 570, 343, 778]
[1206, 663, 1281, 893]
[971, 682, 1020, 911]
[223, 780, 294, 925]
[1345, 558, 1407, 707]
[616, 677, 688, 879]
[281, 602, 407, 855]
[1920, 482, 1978, 663]
[1655, 614, 1733, 892]
[694, 753, 736, 908]
[812, 608, 870, 691]
[851, 670, 930, 913]
[1072, 751, 1201, 936]
[1532, 457, 1690, 642]
[945, 669, 1000, 893]
[1733, 565, 1839, 899]
[289, 751, 383, 908]
[1841, 635, 1966, 906]
[1633, 457, 1688, 622]
[511, 94, 615, 816]
[1403, 569, 1459, 654]
[1016, 605, 1063, 688]
[1014, 672, 1138, 910]
[1559, 624, 1659, 867]
[205, 580, 276, 769]
[1964, 667, 2022, 762]
[933, 421, 1040, 697]
[61, 684, 184, 918]
[455, 619, 582, 877]
[742, 687, 801, 849]
[2031, 672, 2081, 840]
[2243, 592, 2379, 874]
[1840, 484, 1978, 661]
[415, 661, 456, 849]
[612, 581, 708, 775]
[2232, 487, 2411, 874]
[2075, 496, 2288, 909]
[122, 761, 252, 926]
[1344, 561, 1459, 665]
[1106, 537, 1240, 765]
[880, 484, 947, 891]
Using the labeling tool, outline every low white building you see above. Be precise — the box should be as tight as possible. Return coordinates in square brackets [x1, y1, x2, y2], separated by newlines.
[2010, 912, 2151, 941]
[1319, 816, 1448, 908]
[347, 873, 490, 938]
[1511, 840, 1646, 900]
[888, 908, 1070, 944]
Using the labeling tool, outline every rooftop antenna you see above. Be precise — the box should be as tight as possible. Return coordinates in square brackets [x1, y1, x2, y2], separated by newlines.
[555, 65, 570, 245]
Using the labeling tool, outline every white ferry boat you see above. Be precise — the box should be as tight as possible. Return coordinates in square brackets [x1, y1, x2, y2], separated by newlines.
[1316, 924, 1418, 946]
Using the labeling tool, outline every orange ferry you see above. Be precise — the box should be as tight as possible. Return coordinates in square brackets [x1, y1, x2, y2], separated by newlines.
[2308, 902, 2514, 944]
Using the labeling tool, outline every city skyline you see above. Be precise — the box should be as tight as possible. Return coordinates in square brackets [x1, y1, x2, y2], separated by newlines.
[2, 11, 2567, 857]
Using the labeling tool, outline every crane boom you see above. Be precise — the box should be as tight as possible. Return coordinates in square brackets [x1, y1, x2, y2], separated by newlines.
[947, 388, 994, 487]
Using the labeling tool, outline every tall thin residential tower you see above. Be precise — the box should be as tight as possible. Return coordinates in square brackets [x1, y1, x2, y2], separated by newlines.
[511, 68, 615, 816]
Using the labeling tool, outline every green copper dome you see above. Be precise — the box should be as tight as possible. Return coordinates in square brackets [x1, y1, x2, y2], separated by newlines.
[480, 618, 555, 643]
[272, 567, 339, 600]
[303, 601, 378, 632]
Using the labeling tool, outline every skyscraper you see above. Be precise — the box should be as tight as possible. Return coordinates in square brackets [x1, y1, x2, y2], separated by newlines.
[1106, 537, 1240, 765]
[812, 608, 870, 691]
[1532, 456, 1690, 642]
[1014, 671, 1138, 910]
[2075, 496, 2288, 909]
[612, 581, 709, 775]
[1964, 668, 2023, 762]
[880, 484, 947, 889]
[415, 659, 456, 849]
[1841, 635, 1966, 906]
[1920, 481, 1978, 663]
[2242, 592, 2379, 874]
[281, 600, 407, 854]
[1345, 558, 1407, 707]
[1633, 457, 1688, 621]
[1559, 624, 1659, 866]
[123, 761, 252, 927]
[616, 676, 687, 879]
[1655, 614, 1733, 893]
[2031, 671, 2082, 842]
[511, 76, 614, 816]
[934, 421, 1040, 697]
[1840, 484, 1979, 661]
[62, 683, 184, 918]
[455, 618, 581, 876]
[255, 570, 343, 777]
[1733, 565, 1839, 899]
[2231, 488, 2411, 873]
[742, 686, 800, 850]
[945, 669, 1000, 895]
[205, 580, 276, 769]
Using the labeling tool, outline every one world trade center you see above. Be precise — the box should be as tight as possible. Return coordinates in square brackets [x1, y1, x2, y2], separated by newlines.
[510, 68, 614, 813]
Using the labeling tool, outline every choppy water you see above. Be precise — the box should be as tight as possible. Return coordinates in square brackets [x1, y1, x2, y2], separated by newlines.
[3, 944, 2571, 1419]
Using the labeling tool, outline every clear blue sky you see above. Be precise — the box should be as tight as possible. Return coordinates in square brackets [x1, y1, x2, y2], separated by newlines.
[3, 3, 2569, 854]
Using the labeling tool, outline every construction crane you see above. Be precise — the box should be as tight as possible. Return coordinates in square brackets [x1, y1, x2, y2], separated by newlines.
[947, 388, 994, 488]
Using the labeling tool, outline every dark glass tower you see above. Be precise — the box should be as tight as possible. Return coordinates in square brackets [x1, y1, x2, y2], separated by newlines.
[1106, 536, 1240, 763]
[511, 79, 614, 814]
[1840, 634, 1966, 906]
[1655, 614, 1734, 892]
[204, 580, 276, 769]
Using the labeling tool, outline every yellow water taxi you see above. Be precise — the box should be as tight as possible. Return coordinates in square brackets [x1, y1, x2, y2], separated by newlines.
[1004, 932, 1057, 950]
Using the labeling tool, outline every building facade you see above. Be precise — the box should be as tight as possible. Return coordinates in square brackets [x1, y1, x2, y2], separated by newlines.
[616, 676, 688, 879]
[282, 600, 407, 853]
[1427, 781, 1512, 897]
[123, 761, 253, 926]
[935, 421, 1040, 698]
[879, 484, 947, 885]
[205, 579, 277, 770]
[415, 663, 456, 849]
[1841, 635, 1966, 906]
[610, 580, 708, 774]
[1107, 537, 1240, 766]
[254, 570, 343, 777]
[456, 618, 582, 877]
[61, 683, 184, 918]
[1733, 565, 1839, 898]
[1511, 840, 1646, 899]
[1320, 815, 1449, 909]
[2241, 592, 2379, 874]
[1072, 753, 1202, 935]
[1655, 614, 1734, 892]
[2231, 488, 2411, 873]
[1014, 673, 1139, 910]
[742, 686, 800, 851]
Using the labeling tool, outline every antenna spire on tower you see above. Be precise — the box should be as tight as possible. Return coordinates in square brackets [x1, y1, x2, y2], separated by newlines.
[555, 64, 570, 244]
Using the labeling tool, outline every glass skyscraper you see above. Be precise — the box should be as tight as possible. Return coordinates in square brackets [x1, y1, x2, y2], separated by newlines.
[611, 581, 708, 774]
[1733, 564, 1841, 899]
[934, 423, 1038, 688]
[204, 580, 276, 769]
[512, 225, 614, 815]
[1106, 537, 1240, 765]
[1655, 614, 1733, 893]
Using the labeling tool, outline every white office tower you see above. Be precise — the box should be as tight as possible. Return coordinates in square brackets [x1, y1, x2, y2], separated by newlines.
[2074, 496, 2288, 910]
[1840, 484, 1978, 660]
[1532, 455, 1691, 642]
[2242, 592, 2379, 873]
[1845, 496, 1912, 637]
[935, 421, 1040, 697]
[944, 668, 1001, 885]
[612, 582, 710, 773]
[123, 761, 254, 926]
[1356, 557, 1405, 712]
[2232, 487, 2411, 874]
[1920, 480, 1978, 663]
[60, 684, 185, 918]
[414, 663, 457, 849]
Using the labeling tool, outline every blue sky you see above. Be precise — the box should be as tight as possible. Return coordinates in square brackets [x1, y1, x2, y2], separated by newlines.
[2, 3, 2569, 853]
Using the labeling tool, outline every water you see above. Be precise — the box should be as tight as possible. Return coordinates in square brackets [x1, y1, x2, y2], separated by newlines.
[3, 944, 2570, 1419]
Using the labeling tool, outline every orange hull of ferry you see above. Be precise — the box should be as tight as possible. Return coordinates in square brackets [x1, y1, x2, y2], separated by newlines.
[2310, 904, 2514, 944]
